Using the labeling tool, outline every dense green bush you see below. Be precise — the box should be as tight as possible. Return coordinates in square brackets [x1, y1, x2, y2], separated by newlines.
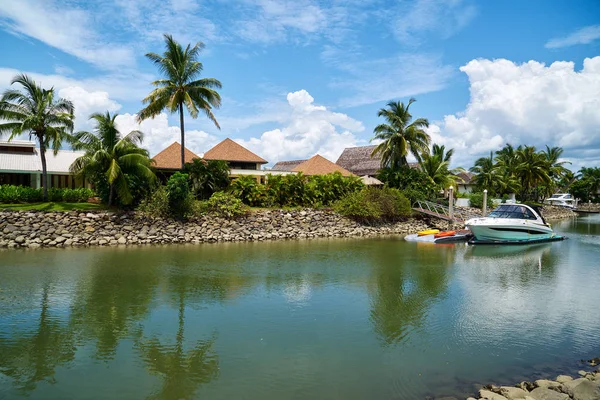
[469, 192, 494, 209]
[185, 159, 231, 200]
[334, 187, 412, 223]
[229, 176, 272, 207]
[377, 166, 437, 203]
[138, 185, 170, 218]
[0, 185, 93, 203]
[206, 191, 248, 218]
[166, 172, 192, 218]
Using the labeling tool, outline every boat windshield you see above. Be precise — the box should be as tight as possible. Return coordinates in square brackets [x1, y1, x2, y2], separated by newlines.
[488, 205, 538, 220]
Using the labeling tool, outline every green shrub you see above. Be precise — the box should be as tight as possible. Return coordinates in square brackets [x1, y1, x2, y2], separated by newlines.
[138, 185, 170, 218]
[207, 191, 248, 218]
[191, 200, 209, 217]
[469, 192, 494, 209]
[185, 159, 230, 200]
[335, 187, 412, 223]
[0, 185, 21, 203]
[166, 172, 192, 218]
[0, 185, 93, 203]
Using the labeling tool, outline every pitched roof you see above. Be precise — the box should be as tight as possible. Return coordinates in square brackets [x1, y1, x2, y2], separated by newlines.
[203, 138, 267, 164]
[271, 160, 306, 171]
[292, 155, 354, 176]
[152, 142, 200, 170]
[335, 145, 382, 176]
[456, 171, 475, 185]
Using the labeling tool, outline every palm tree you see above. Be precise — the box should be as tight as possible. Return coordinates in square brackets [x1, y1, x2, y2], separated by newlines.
[495, 143, 518, 177]
[0, 74, 74, 201]
[515, 146, 551, 200]
[543, 145, 571, 179]
[469, 152, 497, 192]
[371, 98, 430, 169]
[70, 112, 155, 206]
[138, 34, 222, 170]
[418, 144, 464, 189]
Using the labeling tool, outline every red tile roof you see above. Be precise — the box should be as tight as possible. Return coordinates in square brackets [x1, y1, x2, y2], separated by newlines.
[203, 138, 267, 164]
[152, 142, 200, 170]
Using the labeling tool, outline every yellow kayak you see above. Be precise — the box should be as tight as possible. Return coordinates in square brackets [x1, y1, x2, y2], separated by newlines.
[417, 229, 440, 236]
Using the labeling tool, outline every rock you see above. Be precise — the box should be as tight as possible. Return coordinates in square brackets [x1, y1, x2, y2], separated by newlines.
[28, 243, 41, 249]
[14, 235, 25, 244]
[563, 378, 588, 397]
[528, 387, 569, 400]
[54, 236, 66, 244]
[555, 375, 573, 384]
[570, 379, 600, 400]
[498, 386, 530, 399]
[117, 237, 127, 245]
[519, 382, 537, 392]
[579, 370, 588, 377]
[64, 239, 73, 246]
[98, 239, 108, 245]
[479, 389, 509, 400]
[535, 380, 561, 390]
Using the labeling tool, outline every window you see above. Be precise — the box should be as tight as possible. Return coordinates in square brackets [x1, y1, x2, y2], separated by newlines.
[488, 205, 537, 220]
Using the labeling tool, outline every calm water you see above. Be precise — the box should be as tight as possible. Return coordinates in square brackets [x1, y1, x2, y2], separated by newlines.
[1, 216, 599, 400]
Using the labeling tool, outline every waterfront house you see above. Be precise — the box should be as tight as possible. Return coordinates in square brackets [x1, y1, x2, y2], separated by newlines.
[151, 142, 200, 180]
[0, 140, 89, 188]
[455, 172, 475, 194]
[335, 145, 381, 177]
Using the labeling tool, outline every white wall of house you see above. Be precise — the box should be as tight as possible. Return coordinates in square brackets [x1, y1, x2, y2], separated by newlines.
[457, 184, 475, 194]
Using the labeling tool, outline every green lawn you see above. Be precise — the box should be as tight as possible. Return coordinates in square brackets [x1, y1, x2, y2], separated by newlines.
[0, 202, 107, 212]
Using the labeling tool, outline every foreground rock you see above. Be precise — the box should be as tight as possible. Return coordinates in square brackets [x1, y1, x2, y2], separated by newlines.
[459, 367, 600, 400]
[0, 209, 433, 250]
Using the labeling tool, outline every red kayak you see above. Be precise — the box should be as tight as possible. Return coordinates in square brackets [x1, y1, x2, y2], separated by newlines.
[434, 230, 456, 238]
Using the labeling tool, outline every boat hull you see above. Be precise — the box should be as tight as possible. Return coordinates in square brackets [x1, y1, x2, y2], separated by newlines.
[466, 221, 554, 242]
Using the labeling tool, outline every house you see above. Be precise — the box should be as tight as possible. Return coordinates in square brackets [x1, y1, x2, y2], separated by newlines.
[274, 154, 354, 177]
[0, 140, 88, 188]
[455, 172, 475, 194]
[335, 145, 381, 176]
[152, 142, 200, 180]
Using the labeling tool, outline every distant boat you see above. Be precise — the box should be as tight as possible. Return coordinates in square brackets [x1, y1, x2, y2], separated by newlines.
[466, 204, 555, 243]
[544, 193, 576, 209]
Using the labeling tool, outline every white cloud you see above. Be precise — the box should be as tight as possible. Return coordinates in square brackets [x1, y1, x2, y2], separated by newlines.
[0, 67, 152, 102]
[428, 57, 600, 169]
[236, 89, 365, 164]
[545, 25, 600, 49]
[115, 113, 219, 157]
[0, 0, 135, 70]
[392, 0, 477, 43]
[58, 87, 122, 131]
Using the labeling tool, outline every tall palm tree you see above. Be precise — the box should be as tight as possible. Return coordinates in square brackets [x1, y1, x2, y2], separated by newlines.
[469, 152, 497, 192]
[138, 34, 222, 170]
[515, 145, 551, 200]
[543, 145, 571, 180]
[0, 74, 74, 201]
[371, 98, 430, 169]
[495, 143, 518, 177]
[70, 112, 155, 206]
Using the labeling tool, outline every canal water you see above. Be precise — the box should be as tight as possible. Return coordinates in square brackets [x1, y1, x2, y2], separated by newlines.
[0, 216, 599, 399]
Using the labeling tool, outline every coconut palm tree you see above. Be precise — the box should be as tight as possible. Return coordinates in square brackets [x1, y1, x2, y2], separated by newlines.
[543, 145, 571, 179]
[515, 145, 551, 200]
[495, 143, 518, 177]
[469, 152, 497, 192]
[371, 98, 430, 169]
[0, 74, 74, 201]
[418, 144, 464, 189]
[138, 34, 222, 170]
[70, 112, 155, 206]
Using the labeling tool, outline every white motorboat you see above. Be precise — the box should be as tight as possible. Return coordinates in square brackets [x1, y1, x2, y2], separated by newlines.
[466, 204, 555, 242]
[544, 193, 576, 209]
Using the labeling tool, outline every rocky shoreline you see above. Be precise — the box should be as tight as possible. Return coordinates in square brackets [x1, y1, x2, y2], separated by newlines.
[459, 359, 600, 400]
[0, 209, 433, 249]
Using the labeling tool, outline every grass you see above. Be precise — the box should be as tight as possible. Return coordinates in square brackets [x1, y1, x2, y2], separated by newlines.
[0, 202, 107, 212]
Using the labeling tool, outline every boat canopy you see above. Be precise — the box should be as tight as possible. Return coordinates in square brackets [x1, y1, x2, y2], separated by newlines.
[488, 204, 539, 220]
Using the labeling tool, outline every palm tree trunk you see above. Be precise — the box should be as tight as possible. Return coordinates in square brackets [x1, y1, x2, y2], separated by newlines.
[179, 102, 185, 170]
[39, 135, 49, 202]
[108, 183, 115, 206]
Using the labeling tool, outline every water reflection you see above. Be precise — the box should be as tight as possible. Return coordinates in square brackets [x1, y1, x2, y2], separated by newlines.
[0, 283, 75, 394]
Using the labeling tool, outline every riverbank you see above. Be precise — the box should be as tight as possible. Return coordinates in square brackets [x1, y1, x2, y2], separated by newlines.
[0, 209, 433, 249]
[461, 361, 600, 400]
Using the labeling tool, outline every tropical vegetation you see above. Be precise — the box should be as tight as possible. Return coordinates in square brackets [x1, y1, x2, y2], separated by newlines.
[0, 74, 75, 201]
[0, 185, 93, 204]
[418, 144, 464, 190]
[138, 34, 222, 170]
[334, 186, 412, 223]
[185, 159, 230, 200]
[371, 98, 430, 169]
[571, 167, 600, 203]
[70, 112, 155, 207]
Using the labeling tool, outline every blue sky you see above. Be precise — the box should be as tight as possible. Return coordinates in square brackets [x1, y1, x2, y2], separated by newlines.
[0, 0, 599, 169]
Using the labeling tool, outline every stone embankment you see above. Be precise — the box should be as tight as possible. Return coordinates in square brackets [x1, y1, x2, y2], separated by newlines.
[0, 209, 432, 249]
[462, 363, 600, 400]
[542, 205, 577, 220]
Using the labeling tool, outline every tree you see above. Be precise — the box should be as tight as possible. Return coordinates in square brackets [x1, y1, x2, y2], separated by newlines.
[515, 145, 551, 200]
[70, 112, 155, 206]
[138, 34, 222, 170]
[185, 159, 230, 200]
[469, 152, 497, 194]
[371, 98, 430, 169]
[0, 74, 74, 201]
[418, 144, 464, 189]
